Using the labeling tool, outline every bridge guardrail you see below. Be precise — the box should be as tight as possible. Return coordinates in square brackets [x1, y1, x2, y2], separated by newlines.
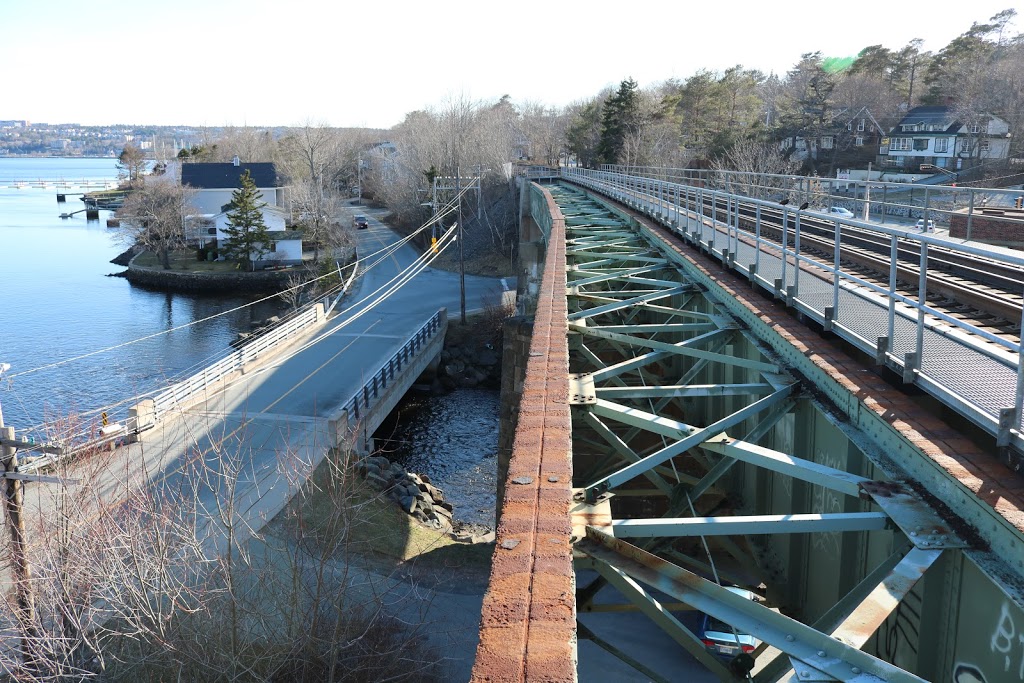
[151, 302, 325, 419]
[340, 309, 444, 427]
[563, 167, 1024, 454]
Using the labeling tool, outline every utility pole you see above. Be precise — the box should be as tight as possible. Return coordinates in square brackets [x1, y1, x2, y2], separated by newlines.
[458, 166, 466, 324]
[0, 363, 38, 665]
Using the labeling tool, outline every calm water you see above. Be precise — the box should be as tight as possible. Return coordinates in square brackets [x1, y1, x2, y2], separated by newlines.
[1, 158, 499, 524]
[0, 158, 279, 436]
[375, 389, 498, 528]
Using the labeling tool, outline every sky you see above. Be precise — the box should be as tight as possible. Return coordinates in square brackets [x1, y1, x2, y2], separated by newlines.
[1, 0, 1017, 130]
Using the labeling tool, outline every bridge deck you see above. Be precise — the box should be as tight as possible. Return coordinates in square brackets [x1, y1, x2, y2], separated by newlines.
[475, 179, 1024, 682]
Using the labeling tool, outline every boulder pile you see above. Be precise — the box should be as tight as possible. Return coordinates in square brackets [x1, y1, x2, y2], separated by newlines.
[436, 341, 501, 390]
[356, 455, 454, 530]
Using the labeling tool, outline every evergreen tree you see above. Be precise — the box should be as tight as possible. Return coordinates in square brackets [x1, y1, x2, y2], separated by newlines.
[597, 78, 640, 165]
[222, 170, 271, 271]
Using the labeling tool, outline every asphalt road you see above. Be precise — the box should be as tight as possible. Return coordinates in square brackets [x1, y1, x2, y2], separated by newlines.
[217, 206, 513, 419]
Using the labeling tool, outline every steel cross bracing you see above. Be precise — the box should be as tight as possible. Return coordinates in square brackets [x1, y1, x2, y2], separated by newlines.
[562, 167, 1024, 461]
[541, 184, 1024, 683]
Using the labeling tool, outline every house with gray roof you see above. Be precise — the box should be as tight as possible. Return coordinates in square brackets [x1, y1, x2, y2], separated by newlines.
[178, 157, 303, 267]
[884, 106, 1010, 174]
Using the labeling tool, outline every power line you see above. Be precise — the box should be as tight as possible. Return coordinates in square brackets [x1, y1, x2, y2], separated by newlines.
[7, 194, 467, 382]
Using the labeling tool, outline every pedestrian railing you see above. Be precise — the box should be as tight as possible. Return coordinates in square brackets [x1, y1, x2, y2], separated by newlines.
[562, 167, 1024, 455]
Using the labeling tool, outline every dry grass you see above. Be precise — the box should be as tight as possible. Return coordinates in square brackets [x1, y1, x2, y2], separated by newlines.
[131, 249, 243, 272]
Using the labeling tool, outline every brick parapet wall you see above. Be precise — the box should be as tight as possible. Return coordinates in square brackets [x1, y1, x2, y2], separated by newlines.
[471, 185, 575, 682]
[949, 209, 1024, 247]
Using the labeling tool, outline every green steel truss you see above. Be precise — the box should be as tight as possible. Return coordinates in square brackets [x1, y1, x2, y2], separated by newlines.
[538, 183, 1024, 683]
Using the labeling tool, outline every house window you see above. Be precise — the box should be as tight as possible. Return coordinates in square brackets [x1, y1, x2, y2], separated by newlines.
[847, 122, 853, 131]
[821, 136, 834, 149]
[857, 119, 865, 132]
[890, 137, 912, 151]
[980, 139, 990, 153]
[207, 227, 217, 235]
[913, 139, 929, 151]
[934, 138, 949, 153]
[270, 242, 277, 252]
[855, 136, 864, 147]
[969, 123, 981, 134]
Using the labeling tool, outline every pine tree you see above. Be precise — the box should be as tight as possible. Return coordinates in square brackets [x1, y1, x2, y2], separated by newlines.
[597, 78, 640, 165]
[222, 170, 271, 271]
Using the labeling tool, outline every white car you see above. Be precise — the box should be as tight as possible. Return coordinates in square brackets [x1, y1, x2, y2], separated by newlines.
[916, 218, 936, 232]
[828, 206, 854, 218]
[697, 587, 760, 660]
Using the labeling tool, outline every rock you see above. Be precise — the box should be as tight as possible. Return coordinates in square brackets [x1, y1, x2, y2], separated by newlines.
[366, 455, 390, 470]
[400, 495, 417, 514]
[364, 471, 389, 490]
[439, 500, 454, 513]
[478, 349, 499, 366]
[418, 473, 432, 485]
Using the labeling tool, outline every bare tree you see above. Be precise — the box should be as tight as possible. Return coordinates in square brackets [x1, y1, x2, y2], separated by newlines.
[713, 140, 799, 199]
[115, 179, 198, 270]
[1, 412, 448, 682]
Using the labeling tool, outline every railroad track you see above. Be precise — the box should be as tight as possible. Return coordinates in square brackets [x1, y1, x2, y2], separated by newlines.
[582, 179, 1024, 347]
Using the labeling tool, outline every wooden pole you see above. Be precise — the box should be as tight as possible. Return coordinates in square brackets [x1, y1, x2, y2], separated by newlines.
[1, 420, 37, 663]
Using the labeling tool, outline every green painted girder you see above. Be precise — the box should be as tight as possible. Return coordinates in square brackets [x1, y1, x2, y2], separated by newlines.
[700, 435, 871, 498]
[687, 399, 798, 502]
[567, 286, 691, 322]
[578, 529, 928, 683]
[569, 266, 662, 288]
[566, 235, 644, 246]
[566, 218, 627, 227]
[596, 383, 776, 400]
[592, 323, 719, 334]
[570, 291, 672, 301]
[586, 330, 735, 382]
[581, 411, 676, 496]
[609, 512, 891, 538]
[584, 386, 797, 499]
[575, 325, 781, 374]
[568, 252, 668, 266]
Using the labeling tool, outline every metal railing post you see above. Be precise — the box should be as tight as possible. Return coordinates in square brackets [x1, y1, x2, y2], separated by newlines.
[911, 242, 929, 382]
[832, 220, 841, 327]
[792, 211, 802, 300]
[754, 205, 762, 279]
[887, 236, 898, 356]
[780, 206, 789, 297]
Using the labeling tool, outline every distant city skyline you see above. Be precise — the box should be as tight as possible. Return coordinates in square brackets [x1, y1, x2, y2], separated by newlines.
[3, 0, 1018, 129]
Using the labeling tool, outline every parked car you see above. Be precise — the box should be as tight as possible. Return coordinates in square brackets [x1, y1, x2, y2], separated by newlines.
[697, 587, 760, 659]
[915, 218, 936, 232]
[353, 215, 369, 229]
[828, 206, 854, 218]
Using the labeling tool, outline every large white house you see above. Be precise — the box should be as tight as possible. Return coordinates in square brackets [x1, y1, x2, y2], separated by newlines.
[884, 106, 1011, 172]
[177, 158, 303, 267]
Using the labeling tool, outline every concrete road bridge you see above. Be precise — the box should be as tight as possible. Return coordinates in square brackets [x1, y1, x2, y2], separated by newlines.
[0, 209, 509, 628]
[474, 171, 1024, 682]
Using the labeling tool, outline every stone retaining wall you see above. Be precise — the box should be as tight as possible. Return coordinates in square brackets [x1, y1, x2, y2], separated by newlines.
[124, 259, 292, 293]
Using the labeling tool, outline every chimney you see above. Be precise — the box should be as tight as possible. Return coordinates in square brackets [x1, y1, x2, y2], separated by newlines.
[232, 155, 240, 167]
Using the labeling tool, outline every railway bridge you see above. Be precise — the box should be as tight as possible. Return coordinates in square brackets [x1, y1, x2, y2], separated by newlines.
[473, 170, 1024, 682]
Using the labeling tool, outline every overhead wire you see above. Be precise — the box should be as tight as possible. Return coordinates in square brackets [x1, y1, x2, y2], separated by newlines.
[16, 196, 469, 441]
[7, 191, 467, 382]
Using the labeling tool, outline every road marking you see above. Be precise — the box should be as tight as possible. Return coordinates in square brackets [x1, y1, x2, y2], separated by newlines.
[260, 318, 383, 415]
